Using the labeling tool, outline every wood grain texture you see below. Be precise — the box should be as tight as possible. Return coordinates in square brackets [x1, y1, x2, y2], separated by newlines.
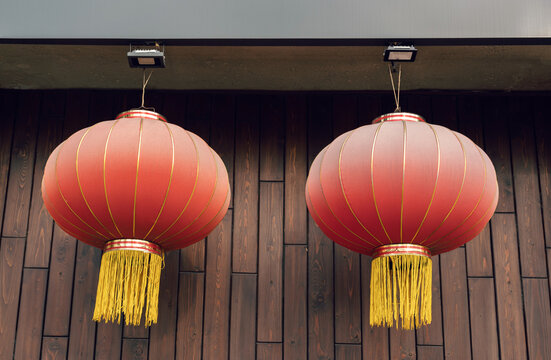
[522, 279, 551, 360]
[468, 278, 499, 360]
[483, 97, 514, 212]
[43, 224, 77, 336]
[13, 269, 48, 360]
[284, 245, 308, 360]
[203, 211, 232, 360]
[416, 346, 443, 360]
[509, 98, 547, 277]
[361, 256, 390, 360]
[122, 338, 148, 360]
[2, 92, 40, 237]
[229, 274, 257, 360]
[41, 337, 68, 360]
[416, 256, 443, 346]
[258, 182, 283, 342]
[233, 95, 260, 273]
[332, 94, 358, 136]
[390, 327, 416, 360]
[0, 237, 25, 359]
[67, 241, 101, 360]
[440, 248, 472, 360]
[335, 344, 361, 360]
[260, 95, 285, 181]
[534, 99, 551, 247]
[284, 95, 308, 245]
[334, 246, 361, 344]
[491, 214, 528, 359]
[0, 91, 17, 237]
[176, 272, 204, 360]
[257, 343, 283, 360]
[149, 250, 179, 360]
[308, 95, 335, 360]
[95, 322, 122, 360]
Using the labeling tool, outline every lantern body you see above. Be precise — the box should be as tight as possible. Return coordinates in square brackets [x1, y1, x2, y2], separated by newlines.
[306, 112, 498, 328]
[42, 109, 230, 325]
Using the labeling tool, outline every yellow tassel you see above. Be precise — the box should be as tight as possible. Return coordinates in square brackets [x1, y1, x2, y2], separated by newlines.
[93, 249, 162, 327]
[370, 254, 432, 329]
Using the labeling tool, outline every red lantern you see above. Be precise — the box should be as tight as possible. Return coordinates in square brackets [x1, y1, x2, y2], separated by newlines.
[306, 112, 498, 329]
[42, 109, 230, 326]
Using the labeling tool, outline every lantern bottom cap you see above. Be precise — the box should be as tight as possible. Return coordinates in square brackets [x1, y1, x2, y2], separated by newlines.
[93, 242, 163, 327]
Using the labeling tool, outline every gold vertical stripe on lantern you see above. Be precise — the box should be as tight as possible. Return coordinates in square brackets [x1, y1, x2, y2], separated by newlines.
[93, 239, 163, 326]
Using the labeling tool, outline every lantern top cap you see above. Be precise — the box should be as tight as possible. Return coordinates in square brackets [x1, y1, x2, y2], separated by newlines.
[116, 109, 167, 122]
[372, 112, 426, 124]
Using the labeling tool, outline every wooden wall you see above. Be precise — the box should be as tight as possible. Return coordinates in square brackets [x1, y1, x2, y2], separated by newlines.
[0, 90, 550, 360]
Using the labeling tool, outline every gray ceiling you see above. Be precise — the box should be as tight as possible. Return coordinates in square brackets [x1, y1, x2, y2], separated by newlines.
[1, 44, 551, 91]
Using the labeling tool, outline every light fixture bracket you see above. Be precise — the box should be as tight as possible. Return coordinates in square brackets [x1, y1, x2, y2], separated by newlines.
[383, 45, 417, 62]
[128, 44, 166, 68]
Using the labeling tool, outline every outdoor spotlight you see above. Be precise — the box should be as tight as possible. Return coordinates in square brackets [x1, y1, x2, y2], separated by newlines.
[127, 47, 166, 68]
[384, 45, 418, 62]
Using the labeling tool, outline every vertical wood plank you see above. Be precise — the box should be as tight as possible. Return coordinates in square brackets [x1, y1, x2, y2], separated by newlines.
[284, 245, 307, 360]
[210, 94, 235, 208]
[358, 94, 382, 126]
[2, 92, 40, 237]
[25, 92, 65, 268]
[258, 182, 283, 342]
[43, 224, 77, 336]
[416, 255, 443, 346]
[416, 346, 443, 360]
[440, 248, 471, 360]
[176, 272, 204, 360]
[122, 338, 148, 360]
[95, 323, 122, 360]
[41, 337, 68, 360]
[523, 279, 551, 360]
[233, 95, 260, 272]
[509, 98, 547, 277]
[468, 278, 499, 360]
[0, 91, 16, 235]
[332, 94, 358, 135]
[285, 95, 308, 245]
[179, 93, 212, 272]
[334, 247, 361, 344]
[335, 344, 361, 360]
[534, 99, 551, 247]
[483, 97, 514, 212]
[260, 95, 285, 181]
[149, 250, 179, 360]
[491, 214, 527, 359]
[229, 274, 257, 360]
[257, 343, 283, 360]
[431, 95, 457, 130]
[389, 327, 416, 360]
[14, 268, 48, 360]
[0, 237, 25, 359]
[361, 256, 389, 360]
[67, 241, 101, 360]
[308, 95, 334, 360]
[203, 211, 232, 360]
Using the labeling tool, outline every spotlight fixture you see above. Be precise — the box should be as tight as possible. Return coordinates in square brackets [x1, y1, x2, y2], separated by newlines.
[127, 44, 166, 68]
[383, 45, 418, 62]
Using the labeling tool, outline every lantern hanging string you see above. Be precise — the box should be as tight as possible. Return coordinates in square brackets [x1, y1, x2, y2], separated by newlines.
[141, 69, 154, 109]
[388, 63, 402, 112]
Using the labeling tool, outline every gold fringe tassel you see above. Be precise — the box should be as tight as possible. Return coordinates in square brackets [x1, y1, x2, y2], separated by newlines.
[370, 254, 432, 329]
[93, 249, 162, 327]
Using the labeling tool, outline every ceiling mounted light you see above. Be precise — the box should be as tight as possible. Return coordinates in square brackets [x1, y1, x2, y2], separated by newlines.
[127, 45, 166, 68]
[383, 45, 418, 62]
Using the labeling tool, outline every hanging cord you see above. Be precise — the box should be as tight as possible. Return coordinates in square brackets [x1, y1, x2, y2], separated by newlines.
[388, 63, 402, 112]
[140, 69, 154, 109]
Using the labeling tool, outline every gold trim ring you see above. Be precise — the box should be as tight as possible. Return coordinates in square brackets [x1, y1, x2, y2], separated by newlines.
[372, 244, 431, 258]
[372, 112, 426, 124]
[116, 109, 167, 122]
[103, 239, 162, 256]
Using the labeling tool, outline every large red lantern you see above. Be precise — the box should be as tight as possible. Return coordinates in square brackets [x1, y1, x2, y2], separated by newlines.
[42, 109, 230, 326]
[306, 112, 498, 329]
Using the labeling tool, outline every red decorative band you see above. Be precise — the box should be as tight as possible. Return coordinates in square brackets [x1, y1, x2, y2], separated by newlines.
[103, 239, 162, 256]
[372, 112, 426, 124]
[372, 244, 431, 258]
[116, 109, 167, 122]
